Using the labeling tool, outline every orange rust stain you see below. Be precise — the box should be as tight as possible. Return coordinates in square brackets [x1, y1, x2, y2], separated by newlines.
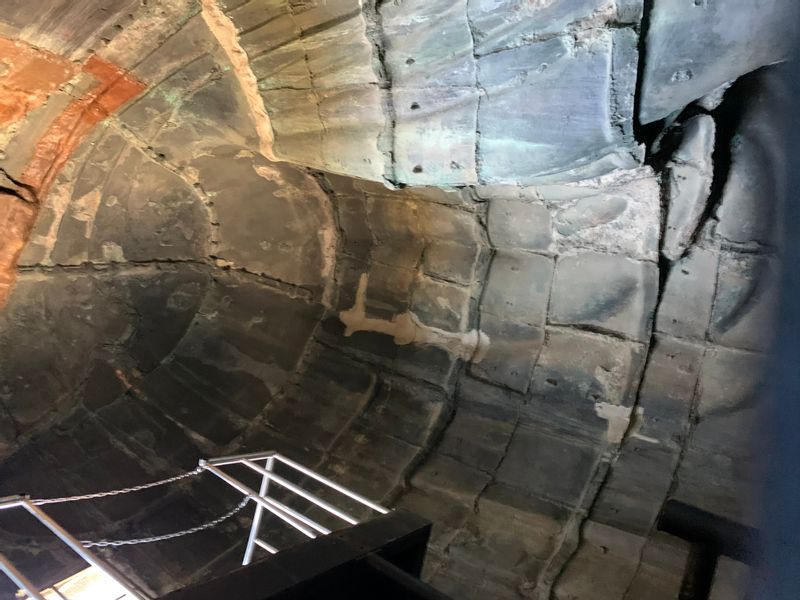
[0, 42, 146, 309]
[0, 193, 37, 307]
[21, 54, 146, 196]
[0, 38, 77, 127]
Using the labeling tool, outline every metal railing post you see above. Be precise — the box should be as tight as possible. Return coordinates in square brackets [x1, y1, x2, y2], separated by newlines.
[201, 451, 391, 564]
[240, 459, 359, 525]
[0, 451, 389, 596]
[22, 501, 149, 600]
[242, 456, 273, 566]
[199, 461, 324, 538]
[0, 553, 45, 600]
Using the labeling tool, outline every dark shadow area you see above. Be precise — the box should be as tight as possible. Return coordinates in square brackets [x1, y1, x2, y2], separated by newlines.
[751, 40, 800, 600]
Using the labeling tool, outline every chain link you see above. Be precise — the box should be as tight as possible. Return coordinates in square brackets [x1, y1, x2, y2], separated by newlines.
[27, 467, 252, 549]
[30, 467, 204, 506]
[81, 497, 251, 548]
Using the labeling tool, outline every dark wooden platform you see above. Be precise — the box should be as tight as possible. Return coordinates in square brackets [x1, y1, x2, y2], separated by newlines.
[159, 509, 450, 600]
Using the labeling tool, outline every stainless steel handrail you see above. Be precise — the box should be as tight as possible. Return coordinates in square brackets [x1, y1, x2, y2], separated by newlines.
[199, 452, 389, 565]
[0, 451, 390, 595]
[0, 495, 147, 599]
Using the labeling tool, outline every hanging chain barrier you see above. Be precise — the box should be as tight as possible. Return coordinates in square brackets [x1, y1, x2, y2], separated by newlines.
[30, 467, 204, 506]
[0, 451, 391, 599]
[35, 450, 391, 552]
[201, 451, 390, 566]
[81, 497, 251, 548]
[30, 466, 251, 548]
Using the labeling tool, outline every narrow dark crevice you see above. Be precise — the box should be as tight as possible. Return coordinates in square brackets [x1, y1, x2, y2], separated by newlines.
[549, 321, 644, 344]
[363, 0, 398, 187]
[0, 185, 33, 204]
[308, 169, 349, 306]
[0, 167, 38, 204]
[639, 81, 758, 556]
[632, 0, 661, 151]
[385, 384, 458, 507]
[648, 65, 757, 260]
[547, 2, 694, 581]
[646, 118, 685, 173]
[463, 0, 484, 186]
[685, 70, 758, 249]
[469, 395, 521, 513]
